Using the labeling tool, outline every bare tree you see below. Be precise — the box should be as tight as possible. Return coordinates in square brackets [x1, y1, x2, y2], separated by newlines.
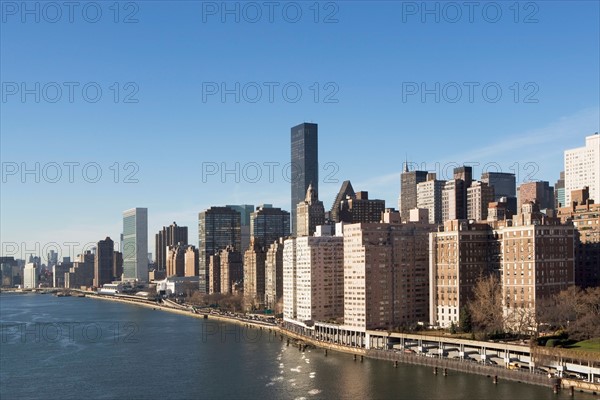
[505, 307, 536, 337]
[536, 286, 600, 341]
[569, 286, 600, 341]
[467, 273, 504, 338]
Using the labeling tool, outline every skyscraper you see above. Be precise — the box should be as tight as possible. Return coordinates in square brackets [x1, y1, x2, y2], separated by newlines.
[94, 237, 114, 287]
[481, 172, 517, 215]
[564, 133, 600, 206]
[554, 171, 565, 209]
[291, 122, 318, 236]
[166, 243, 186, 277]
[417, 173, 445, 224]
[467, 181, 495, 221]
[265, 238, 284, 311]
[250, 205, 290, 248]
[122, 208, 148, 282]
[338, 191, 385, 224]
[400, 164, 428, 222]
[184, 246, 199, 277]
[442, 166, 473, 222]
[226, 204, 255, 254]
[330, 180, 355, 223]
[198, 206, 241, 293]
[296, 184, 325, 237]
[243, 238, 267, 308]
[218, 246, 243, 295]
[155, 222, 188, 271]
[23, 263, 38, 289]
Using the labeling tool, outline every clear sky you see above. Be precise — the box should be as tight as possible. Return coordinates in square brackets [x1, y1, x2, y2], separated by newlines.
[1, 1, 599, 262]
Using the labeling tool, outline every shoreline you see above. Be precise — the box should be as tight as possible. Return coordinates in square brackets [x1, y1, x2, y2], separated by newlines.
[82, 293, 598, 396]
[3, 291, 593, 396]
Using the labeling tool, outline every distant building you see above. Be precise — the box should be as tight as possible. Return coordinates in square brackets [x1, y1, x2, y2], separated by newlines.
[122, 207, 148, 282]
[65, 251, 94, 289]
[156, 276, 200, 297]
[243, 239, 267, 308]
[382, 208, 402, 224]
[467, 181, 495, 221]
[155, 222, 188, 271]
[453, 166, 473, 187]
[291, 122, 319, 236]
[47, 250, 58, 268]
[0, 257, 17, 287]
[250, 205, 290, 248]
[442, 166, 473, 222]
[218, 246, 243, 295]
[265, 238, 284, 311]
[564, 133, 600, 206]
[208, 254, 221, 294]
[517, 181, 554, 211]
[417, 173, 445, 224]
[400, 164, 428, 222]
[487, 201, 509, 223]
[149, 269, 166, 282]
[184, 246, 199, 277]
[442, 179, 467, 221]
[296, 184, 325, 237]
[554, 171, 565, 209]
[166, 243, 186, 277]
[198, 206, 241, 293]
[409, 208, 429, 223]
[481, 172, 516, 215]
[23, 263, 38, 289]
[113, 251, 123, 281]
[226, 205, 255, 254]
[330, 180, 356, 223]
[337, 191, 385, 224]
[558, 188, 600, 288]
[94, 237, 114, 287]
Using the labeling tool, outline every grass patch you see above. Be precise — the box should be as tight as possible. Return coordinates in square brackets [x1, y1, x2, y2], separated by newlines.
[564, 338, 600, 352]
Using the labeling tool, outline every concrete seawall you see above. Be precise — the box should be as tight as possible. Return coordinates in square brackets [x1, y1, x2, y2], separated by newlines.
[86, 294, 599, 395]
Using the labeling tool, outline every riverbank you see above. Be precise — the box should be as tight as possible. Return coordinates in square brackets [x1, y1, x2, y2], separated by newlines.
[82, 293, 598, 396]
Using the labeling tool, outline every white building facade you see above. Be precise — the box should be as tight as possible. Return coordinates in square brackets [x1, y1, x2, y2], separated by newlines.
[564, 134, 600, 206]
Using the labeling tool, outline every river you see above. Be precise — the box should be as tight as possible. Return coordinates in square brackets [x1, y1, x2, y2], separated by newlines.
[0, 293, 594, 400]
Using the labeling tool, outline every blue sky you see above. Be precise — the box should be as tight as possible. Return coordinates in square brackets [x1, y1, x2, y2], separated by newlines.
[1, 1, 599, 262]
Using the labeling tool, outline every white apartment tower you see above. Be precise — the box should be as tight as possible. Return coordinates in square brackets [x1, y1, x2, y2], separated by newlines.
[283, 226, 344, 325]
[564, 134, 600, 206]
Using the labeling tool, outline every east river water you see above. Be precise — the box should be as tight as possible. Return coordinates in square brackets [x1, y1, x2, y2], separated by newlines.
[0, 293, 594, 400]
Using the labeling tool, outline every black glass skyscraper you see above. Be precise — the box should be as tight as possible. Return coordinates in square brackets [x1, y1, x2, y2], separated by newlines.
[198, 207, 241, 293]
[290, 123, 318, 236]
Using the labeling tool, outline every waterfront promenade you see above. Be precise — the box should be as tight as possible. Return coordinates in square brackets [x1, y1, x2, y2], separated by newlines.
[79, 292, 599, 396]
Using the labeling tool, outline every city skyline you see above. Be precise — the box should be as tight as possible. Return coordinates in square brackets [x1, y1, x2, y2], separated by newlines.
[2, 2, 599, 259]
[1, 131, 599, 261]
[2, 3, 599, 399]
